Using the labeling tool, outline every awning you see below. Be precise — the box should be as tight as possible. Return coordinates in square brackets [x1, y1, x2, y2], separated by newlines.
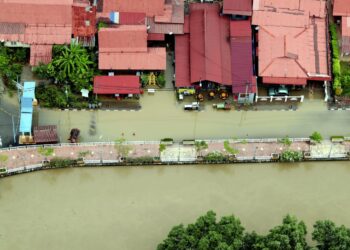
[263, 77, 307, 85]
[93, 75, 141, 94]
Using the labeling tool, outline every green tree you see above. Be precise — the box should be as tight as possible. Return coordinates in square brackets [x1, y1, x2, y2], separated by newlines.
[264, 215, 308, 250]
[195, 140, 208, 157]
[50, 44, 94, 92]
[157, 211, 245, 250]
[310, 131, 323, 143]
[279, 136, 292, 147]
[313, 220, 350, 250]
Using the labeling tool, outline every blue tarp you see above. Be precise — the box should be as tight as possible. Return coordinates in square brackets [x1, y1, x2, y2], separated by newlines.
[20, 97, 33, 113]
[19, 112, 33, 133]
[23, 81, 35, 99]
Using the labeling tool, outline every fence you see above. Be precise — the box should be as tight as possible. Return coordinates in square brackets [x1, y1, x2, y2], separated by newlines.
[255, 95, 304, 103]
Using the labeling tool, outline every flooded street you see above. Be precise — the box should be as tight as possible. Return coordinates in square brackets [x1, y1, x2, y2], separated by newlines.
[38, 91, 350, 143]
[1, 162, 350, 250]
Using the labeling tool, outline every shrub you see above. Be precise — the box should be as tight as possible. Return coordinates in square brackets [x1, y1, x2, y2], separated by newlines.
[157, 73, 166, 88]
[37, 147, 55, 157]
[33, 63, 51, 79]
[223, 140, 239, 155]
[36, 84, 68, 108]
[279, 136, 292, 147]
[125, 156, 155, 164]
[280, 150, 303, 162]
[48, 157, 77, 168]
[310, 131, 323, 143]
[203, 151, 227, 162]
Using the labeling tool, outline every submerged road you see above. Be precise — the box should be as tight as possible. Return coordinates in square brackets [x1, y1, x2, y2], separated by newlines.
[37, 91, 350, 142]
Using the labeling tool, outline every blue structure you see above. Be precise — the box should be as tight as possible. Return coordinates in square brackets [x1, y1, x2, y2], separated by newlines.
[19, 82, 36, 134]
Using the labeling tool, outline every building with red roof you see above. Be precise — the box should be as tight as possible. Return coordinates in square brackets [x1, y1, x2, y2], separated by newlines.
[0, 0, 96, 65]
[97, 0, 184, 35]
[333, 0, 350, 55]
[93, 75, 141, 95]
[252, 0, 330, 85]
[175, 3, 256, 100]
[223, 0, 252, 16]
[175, 3, 232, 87]
[98, 27, 166, 70]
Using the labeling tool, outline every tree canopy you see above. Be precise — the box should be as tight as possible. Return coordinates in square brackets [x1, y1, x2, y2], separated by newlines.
[158, 211, 350, 250]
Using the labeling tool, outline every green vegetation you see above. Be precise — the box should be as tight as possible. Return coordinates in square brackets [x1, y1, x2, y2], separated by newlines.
[159, 144, 167, 154]
[125, 156, 155, 164]
[34, 44, 99, 108]
[37, 147, 55, 157]
[0, 154, 8, 167]
[158, 211, 350, 250]
[278, 136, 292, 147]
[48, 157, 78, 168]
[203, 151, 227, 162]
[330, 23, 350, 96]
[114, 138, 132, 158]
[195, 140, 208, 157]
[78, 150, 91, 158]
[157, 73, 166, 88]
[97, 21, 108, 31]
[280, 150, 303, 162]
[310, 131, 323, 143]
[0, 45, 28, 90]
[224, 140, 239, 155]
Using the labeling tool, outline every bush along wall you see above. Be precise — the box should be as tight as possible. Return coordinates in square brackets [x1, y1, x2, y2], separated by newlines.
[329, 23, 342, 94]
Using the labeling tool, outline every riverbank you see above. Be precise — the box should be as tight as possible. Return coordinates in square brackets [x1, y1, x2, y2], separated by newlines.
[0, 138, 350, 177]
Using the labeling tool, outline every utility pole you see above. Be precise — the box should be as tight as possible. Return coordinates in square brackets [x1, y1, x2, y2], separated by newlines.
[12, 115, 16, 144]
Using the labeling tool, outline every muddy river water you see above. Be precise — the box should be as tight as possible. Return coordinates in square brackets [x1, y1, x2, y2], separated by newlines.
[1, 162, 350, 250]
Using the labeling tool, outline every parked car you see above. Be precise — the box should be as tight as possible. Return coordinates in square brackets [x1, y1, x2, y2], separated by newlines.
[268, 85, 289, 96]
[184, 102, 200, 111]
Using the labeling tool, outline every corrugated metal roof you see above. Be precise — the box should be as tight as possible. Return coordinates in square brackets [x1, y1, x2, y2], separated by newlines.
[333, 0, 350, 16]
[101, 0, 164, 17]
[72, 4, 97, 37]
[30, 45, 53, 66]
[33, 125, 59, 144]
[93, 75, 140, 94]
[175, 34, 191, 87]
[119, 12, 146, 25]
[262, 77, 307, 85]
[99, 47, 166, 70]
[189, 3, 232, 85]
[99, 26, 148, 53]
[223, 0, 252, 16]
[147, 33, 165, 41]
[147, 17, 184, 34]
[230, 20, 256, 94]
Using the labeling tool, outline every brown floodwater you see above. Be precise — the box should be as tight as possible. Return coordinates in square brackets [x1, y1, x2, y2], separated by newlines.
[1, 162, 350, 250]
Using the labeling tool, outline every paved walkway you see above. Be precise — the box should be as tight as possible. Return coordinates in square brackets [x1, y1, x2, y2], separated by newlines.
[1, 139, 348, 171]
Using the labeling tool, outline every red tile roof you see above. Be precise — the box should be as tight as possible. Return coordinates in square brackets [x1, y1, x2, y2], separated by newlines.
[333, 0, 350, 16]
[223, 0, 252, 16]
[175, 34, 191, 87]
[33, 125, 58, 144]
[253, 0, 330, 83]
[189, 3, 232, 85]
[99, 26, 147, 53]
[99, 47, 166, 70]
[230, 20, 256, 93]
[93, 75, 141, 94]
[100, 0, 164, 17]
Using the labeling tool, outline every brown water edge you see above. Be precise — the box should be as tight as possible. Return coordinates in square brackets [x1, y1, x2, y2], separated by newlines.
[1, 161, 350, 250]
